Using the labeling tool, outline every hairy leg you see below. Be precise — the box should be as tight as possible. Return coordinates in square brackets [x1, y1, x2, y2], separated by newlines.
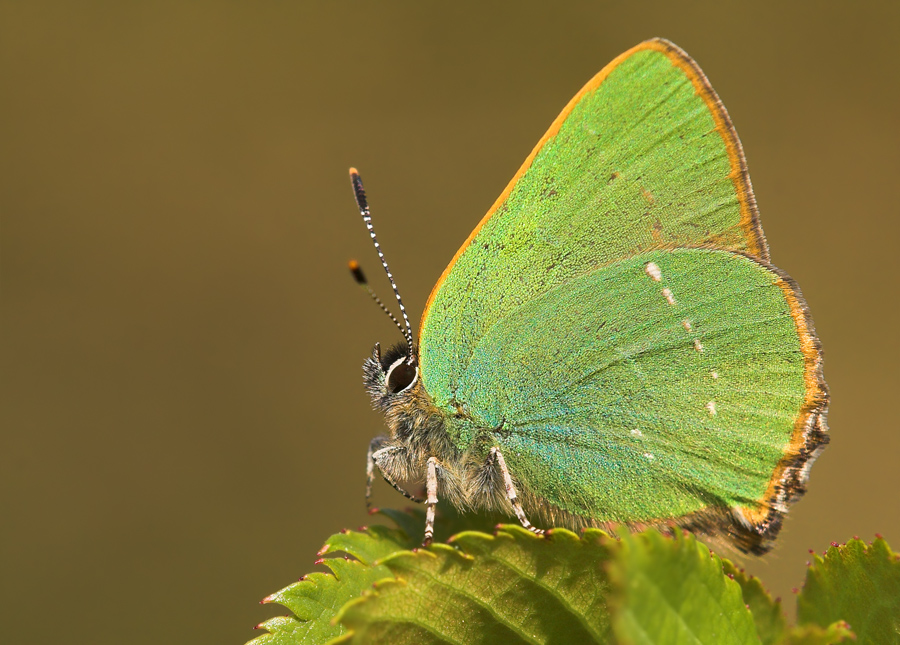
[488, 447, 545, 535]
[366, 436, 425, 508]
[423, 456, 439, 546]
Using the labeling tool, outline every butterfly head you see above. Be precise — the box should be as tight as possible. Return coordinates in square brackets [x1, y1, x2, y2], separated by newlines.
[363, 341, 419, 412]
[349, 168, 433, 432]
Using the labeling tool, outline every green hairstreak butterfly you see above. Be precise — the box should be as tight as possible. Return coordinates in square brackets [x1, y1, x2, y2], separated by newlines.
[349, 38, 828, 554]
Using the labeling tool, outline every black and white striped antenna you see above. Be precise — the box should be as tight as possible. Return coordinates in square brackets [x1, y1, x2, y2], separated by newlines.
[348, 168, 415, 355]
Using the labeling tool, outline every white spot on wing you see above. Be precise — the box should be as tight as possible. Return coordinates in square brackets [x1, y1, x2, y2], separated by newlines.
[631, 429, 643, 437]
[706, 401, 717, 416]
[644, 260, 722, 387]
[644, 262, 662, 282]
[643, 453, 655, 461]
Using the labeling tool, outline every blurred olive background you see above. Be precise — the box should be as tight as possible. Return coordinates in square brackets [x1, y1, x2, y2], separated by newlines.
[2, 2, 898, 643]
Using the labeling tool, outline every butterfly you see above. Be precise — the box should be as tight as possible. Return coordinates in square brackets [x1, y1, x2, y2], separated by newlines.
[348, 37, 828, 554]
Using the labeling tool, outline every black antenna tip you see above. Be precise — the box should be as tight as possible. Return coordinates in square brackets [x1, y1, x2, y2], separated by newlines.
[348, 167, 362, 191]
[348, 259, 367, 285]
[349, 168, 368, 211]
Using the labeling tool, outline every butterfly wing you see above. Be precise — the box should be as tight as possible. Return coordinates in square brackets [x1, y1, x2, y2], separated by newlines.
[418, 39, 827, 551]
[421, 38, 770, 399]
[458, 249, 826, 552]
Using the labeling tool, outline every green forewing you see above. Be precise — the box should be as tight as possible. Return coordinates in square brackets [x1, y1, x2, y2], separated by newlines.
[419, 42, 808, 523]
[421, 42, 763, 405]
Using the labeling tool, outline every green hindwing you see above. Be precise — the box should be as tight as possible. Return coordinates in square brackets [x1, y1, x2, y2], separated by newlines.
[448, 250, 816, 531]
[418, 39, 827, 551]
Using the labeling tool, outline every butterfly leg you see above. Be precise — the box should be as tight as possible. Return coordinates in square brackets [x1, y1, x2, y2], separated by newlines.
[488, 447, 545, 536]
[365, 437, 385, 508]
[366, 437, 425, 508]
[423, 456, 440, 546]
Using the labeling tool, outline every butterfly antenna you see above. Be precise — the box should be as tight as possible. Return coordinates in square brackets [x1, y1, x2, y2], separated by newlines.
[348, 260, 408, 338]
[349, 168, 415, 353]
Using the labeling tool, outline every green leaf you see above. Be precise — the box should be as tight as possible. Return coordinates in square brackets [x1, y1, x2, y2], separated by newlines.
[250, 508, 894, 645]
[248, 503, 510, 645]
[722, 559, 787, 645]
[336, 525, 615, 644]
[779, 621, 854, 644]
[608, 529, 759, 644]
[252, 560, 392, 645]
[317, 523, 415, 564]
[247, 523, 417, 645]
[797, 536, 900, 644]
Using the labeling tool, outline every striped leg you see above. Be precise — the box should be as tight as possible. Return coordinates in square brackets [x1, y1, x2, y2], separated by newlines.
[489, 447, 544, 535]
[422, 456, 439, 546]
[366, 438, 424, 508]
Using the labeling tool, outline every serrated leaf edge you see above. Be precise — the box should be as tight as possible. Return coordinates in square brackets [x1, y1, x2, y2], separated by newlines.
[335, 523, 614, 644]
[608, 529, 759, 644]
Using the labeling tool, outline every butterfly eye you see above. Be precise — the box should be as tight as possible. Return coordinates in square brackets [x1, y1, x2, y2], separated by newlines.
[385, 358, 418, 394]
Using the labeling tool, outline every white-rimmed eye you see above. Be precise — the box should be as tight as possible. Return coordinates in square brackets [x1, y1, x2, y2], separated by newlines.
[385, 357, 418, 394]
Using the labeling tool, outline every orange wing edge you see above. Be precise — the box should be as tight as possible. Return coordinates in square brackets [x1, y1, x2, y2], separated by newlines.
[727, 259, 829, 552]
